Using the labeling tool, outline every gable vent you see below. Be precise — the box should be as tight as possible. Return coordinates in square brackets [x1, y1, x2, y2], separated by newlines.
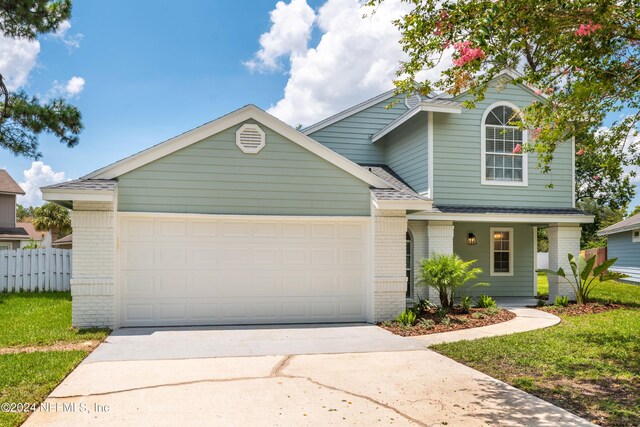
[236, 124, 266, 154]
[404, 94, 422, 109]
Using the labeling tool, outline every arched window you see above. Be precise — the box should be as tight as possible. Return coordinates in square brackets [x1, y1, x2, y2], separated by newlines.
[482, 103, 527, 186]
[406, 231, 413, 298]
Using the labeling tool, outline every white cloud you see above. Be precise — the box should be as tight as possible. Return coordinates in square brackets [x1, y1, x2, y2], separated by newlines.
[0, 35, 40, 90]
[51, 20, 83, 51]
[45, 75, 86, 100]
[17, 161, 66, 207]
[65, 76, 85, 95]
[249, 0, 451, 126]
[245, 0, 316, 72]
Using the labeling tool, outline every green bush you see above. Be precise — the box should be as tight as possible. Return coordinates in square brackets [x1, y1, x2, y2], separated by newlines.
[418, 318, 436, 329]
[485, 306, 501, 316]
[471, 312, 486, 319]
[412, 297, 436, 313]
[418, 253, 488, 310]
[436, 306, 449, 320]
[460, 295, 473, 313]
[536, 299, 547, 307]
[440, 315, 452, 326]
[395, 309, 417, 326]
[475, 294, 496, 308]
[555, 295, 569, 307]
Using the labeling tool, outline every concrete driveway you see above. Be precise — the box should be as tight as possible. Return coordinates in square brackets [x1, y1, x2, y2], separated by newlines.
[25, 324, 593, 427]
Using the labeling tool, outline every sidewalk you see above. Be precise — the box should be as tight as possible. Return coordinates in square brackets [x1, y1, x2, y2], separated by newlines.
[411, 307, 560, 346]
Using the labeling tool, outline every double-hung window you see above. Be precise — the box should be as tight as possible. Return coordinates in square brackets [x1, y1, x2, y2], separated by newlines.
[483, 104, 527, 185]
[490, 227, 513, 276]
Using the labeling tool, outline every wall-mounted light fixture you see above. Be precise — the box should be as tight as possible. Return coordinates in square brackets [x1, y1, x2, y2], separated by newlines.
[467, 233, 477, 245]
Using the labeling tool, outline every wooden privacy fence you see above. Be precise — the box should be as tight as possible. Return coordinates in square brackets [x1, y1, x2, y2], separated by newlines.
[0, 249, 72, 292]
[580, 247, 608, 268]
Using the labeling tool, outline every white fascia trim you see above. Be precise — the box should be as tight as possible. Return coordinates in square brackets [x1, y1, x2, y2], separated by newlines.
[371, 197, 433, 211]
[480, 101, 529, 187]
[427, 111, 434, 199]
[407, 211, 594, 224]
[598, 225, 640, 237]
[42, 189, 115, 202]
[82, 105, 391, 189]
[301, 89, 396, 135]
[371, 106, 421, 142]
[371, 102, 461, 143]
[117, 211, 371, 222]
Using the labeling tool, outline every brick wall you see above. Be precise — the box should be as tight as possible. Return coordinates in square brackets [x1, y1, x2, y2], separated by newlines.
[548, 224, 581, 302]
[70, 201, 116, 328]
[372, 208, 407, 321]
[426, 221, 455, 304]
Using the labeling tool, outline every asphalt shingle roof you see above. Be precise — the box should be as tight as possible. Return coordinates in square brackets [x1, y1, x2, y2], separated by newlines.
[598, 213, 640, 236]
[431, 205, 586, 215]
[362, 165, 432, 201]
[0, 170, 25, 195]
[42, 179, 117, 191]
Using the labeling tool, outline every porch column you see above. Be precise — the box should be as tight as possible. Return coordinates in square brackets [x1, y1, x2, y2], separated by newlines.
[372, 207, 408, 322]
[426, 221, 454, 304]
[547, 223, 581, 302]
[70, 201, 116, 329]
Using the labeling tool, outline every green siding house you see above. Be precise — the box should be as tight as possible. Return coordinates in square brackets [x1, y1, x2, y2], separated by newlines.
[598, 214, 640, 283]
[42, 70, 593, 329]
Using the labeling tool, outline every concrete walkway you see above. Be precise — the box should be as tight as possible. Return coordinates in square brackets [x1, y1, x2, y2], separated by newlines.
[412, 307, 560, 346]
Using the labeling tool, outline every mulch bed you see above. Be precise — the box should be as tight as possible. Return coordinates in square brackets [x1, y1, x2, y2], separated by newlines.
[533, 301, 624, 316]
[379, 307, 516, 337]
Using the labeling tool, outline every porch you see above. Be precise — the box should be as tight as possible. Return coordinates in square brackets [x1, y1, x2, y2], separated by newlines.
[405, 207, 593, 305]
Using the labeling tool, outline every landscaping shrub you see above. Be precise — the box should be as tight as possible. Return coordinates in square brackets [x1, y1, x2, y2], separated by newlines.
[475, 294, 496, 308]
[555, 295, 569, 307]
[436, 307, 449, 320]
[460, 295, 473, 313]
[536, 299, 546, 307]
[418, 318, 436, 329]
[538, 253, 628, 304]
[412, 297, 436, 313]
[418, 253, 488, 310]
[485, 306, 501, 316]
[395, 309, 417, 326]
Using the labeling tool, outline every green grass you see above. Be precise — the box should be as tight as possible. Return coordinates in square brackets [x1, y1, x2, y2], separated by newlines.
[434, 282, 640, 426]
[0, 292, 109, 427]
[537, 274, 640, 306]
[0, 292, 109, 347]
[0, 351, 88, 427]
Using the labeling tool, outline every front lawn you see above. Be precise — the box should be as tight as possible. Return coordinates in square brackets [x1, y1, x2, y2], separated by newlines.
[0, 292, 109, 427]
[0, 292, 107, 348]
[433, 281, 640, 426]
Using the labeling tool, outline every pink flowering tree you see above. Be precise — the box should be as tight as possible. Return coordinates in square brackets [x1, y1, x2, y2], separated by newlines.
[366, 0, 640, 209]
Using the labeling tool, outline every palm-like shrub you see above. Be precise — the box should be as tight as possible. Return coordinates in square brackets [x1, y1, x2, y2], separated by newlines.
[417, 253, 487, 310]
[538, 253, 628, 304]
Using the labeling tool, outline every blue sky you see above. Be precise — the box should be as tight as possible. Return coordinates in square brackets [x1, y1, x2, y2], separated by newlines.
[1, 0, 638, 209]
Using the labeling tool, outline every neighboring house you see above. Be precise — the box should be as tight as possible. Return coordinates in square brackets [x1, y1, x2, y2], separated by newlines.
[42, 70, 593, 329]
[17, 222, 52, 248]
[598, 214, 640, 283]
[52, 234, 73, 249]
[0, 170, 52, 250]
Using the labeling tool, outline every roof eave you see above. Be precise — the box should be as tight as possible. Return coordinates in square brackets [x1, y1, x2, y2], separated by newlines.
[372, 196, 434, 211]
[408, 211, 594, 224]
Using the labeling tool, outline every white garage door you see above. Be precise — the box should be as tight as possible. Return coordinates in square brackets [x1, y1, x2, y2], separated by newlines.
[119, 214, 369, 326]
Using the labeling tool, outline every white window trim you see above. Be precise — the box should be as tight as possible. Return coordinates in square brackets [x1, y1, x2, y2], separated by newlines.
[632, 229, 640, 243]
[490, 227, 514, 277]
[481, 101, 528, 187]
[0, 243, 12, 250]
